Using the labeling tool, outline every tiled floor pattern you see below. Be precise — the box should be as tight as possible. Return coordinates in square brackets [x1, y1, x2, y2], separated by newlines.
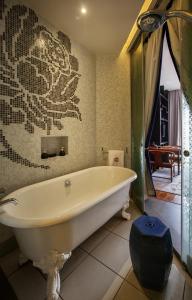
[0, 201, 191, 300]
[145, 198, 181, 254]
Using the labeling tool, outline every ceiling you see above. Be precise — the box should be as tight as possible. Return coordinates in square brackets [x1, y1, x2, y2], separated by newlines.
[160, 35, 180, 91]
[21, 0, 144, 54]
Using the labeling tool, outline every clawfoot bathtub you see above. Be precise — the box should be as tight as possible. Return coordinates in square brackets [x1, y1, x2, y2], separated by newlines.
[0, 166, 137, 300]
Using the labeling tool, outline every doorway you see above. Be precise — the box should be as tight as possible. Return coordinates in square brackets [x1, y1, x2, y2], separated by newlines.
[145, 33, 182, 254]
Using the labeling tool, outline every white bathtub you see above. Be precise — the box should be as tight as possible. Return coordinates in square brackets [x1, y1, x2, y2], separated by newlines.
[0, 166, 137, 300]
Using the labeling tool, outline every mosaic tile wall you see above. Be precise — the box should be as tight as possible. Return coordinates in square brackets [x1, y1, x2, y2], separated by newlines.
[0, 0, 96, 242]
[0, 0, 96, 243]
[0, 0, 83, 169]
[96, 53, 131, 167]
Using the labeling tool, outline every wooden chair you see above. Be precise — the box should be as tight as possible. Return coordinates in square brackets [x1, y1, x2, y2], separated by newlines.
[148, 149, 176, 182]
[160, 146, 181, 175]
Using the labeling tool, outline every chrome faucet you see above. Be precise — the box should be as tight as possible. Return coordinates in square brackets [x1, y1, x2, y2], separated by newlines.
[64, 179, 71, 187]
[0, 198, 18, 207]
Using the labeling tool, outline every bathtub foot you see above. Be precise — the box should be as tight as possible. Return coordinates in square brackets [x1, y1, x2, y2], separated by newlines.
[33, 250, 71, 300]
[19, 252, 29, 266]
[122, 202, 131, 221]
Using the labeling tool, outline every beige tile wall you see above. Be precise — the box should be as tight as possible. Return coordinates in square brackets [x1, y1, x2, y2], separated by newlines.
[0, 4, 96, 194]
[96, 52, 131, 167]
[0, 44, 96, 195]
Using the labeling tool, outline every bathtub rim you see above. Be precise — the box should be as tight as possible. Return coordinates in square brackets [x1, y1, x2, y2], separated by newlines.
[0, 166, 137, 229]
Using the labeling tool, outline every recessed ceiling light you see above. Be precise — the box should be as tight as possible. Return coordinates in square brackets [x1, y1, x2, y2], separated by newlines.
[81, 7, 87, 14]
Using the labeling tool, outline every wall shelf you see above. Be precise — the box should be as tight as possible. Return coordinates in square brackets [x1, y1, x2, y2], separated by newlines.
[41, 136, 68, 159]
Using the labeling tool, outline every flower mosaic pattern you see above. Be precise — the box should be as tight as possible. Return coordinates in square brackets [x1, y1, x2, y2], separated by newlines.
[0, 1, 82, 168]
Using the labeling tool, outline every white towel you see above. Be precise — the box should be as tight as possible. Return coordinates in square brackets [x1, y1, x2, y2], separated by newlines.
[108, 150, 124, 167]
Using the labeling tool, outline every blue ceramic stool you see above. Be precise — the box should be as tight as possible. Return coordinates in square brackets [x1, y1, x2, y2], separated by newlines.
[129, 215, 173, 290]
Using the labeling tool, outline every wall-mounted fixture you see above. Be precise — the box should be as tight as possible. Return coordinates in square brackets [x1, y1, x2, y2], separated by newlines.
[41, 136, 68, 159]
[137, 10, 192, 33]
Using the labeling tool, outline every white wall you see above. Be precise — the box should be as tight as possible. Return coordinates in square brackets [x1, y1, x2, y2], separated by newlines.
[160, 35, 180, 91]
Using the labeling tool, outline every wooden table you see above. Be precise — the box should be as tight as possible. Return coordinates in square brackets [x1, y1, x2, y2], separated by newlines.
[148, 146, 181, 175]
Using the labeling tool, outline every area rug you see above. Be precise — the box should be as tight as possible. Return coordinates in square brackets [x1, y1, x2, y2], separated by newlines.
[152, 168, 181, 195]
[155, 191, 181, 205]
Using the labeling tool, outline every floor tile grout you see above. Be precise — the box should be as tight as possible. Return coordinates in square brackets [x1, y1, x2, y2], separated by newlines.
[87, 251, 131, 281]
[112, 278, 125, 300]
[7, 260, 31, 279]
[123, 267, 187, 300]
[5, 225, 130, 285]
[60, 229, 147, 298]
[117, 265, 152, 297]
[6, 219, 134, 284]
[105, 227, 131, 242]
[104, 225, 120, 233]
[59, 292, 65, 300]
[60, 249, 88, 283]
[59, 228, 130, 283]
[59, 256, 191, 300]
[124, 273, 148, 296]
[2, 210, 190, 300]
[36, 265, 47, 280]
[113, 278, 151, 300]
[145, 198, 181, 254]
[60, 249, 149, 300]
[79, 229, 111, 254]
[59, 251, 131, 299]
[89, 225, 132, 250]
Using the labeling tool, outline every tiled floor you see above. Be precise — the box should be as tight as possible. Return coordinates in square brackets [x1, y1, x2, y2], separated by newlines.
[0, 201, 192, 300]
[152, 167, 181, 196]
[145, 197, 181, 254]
